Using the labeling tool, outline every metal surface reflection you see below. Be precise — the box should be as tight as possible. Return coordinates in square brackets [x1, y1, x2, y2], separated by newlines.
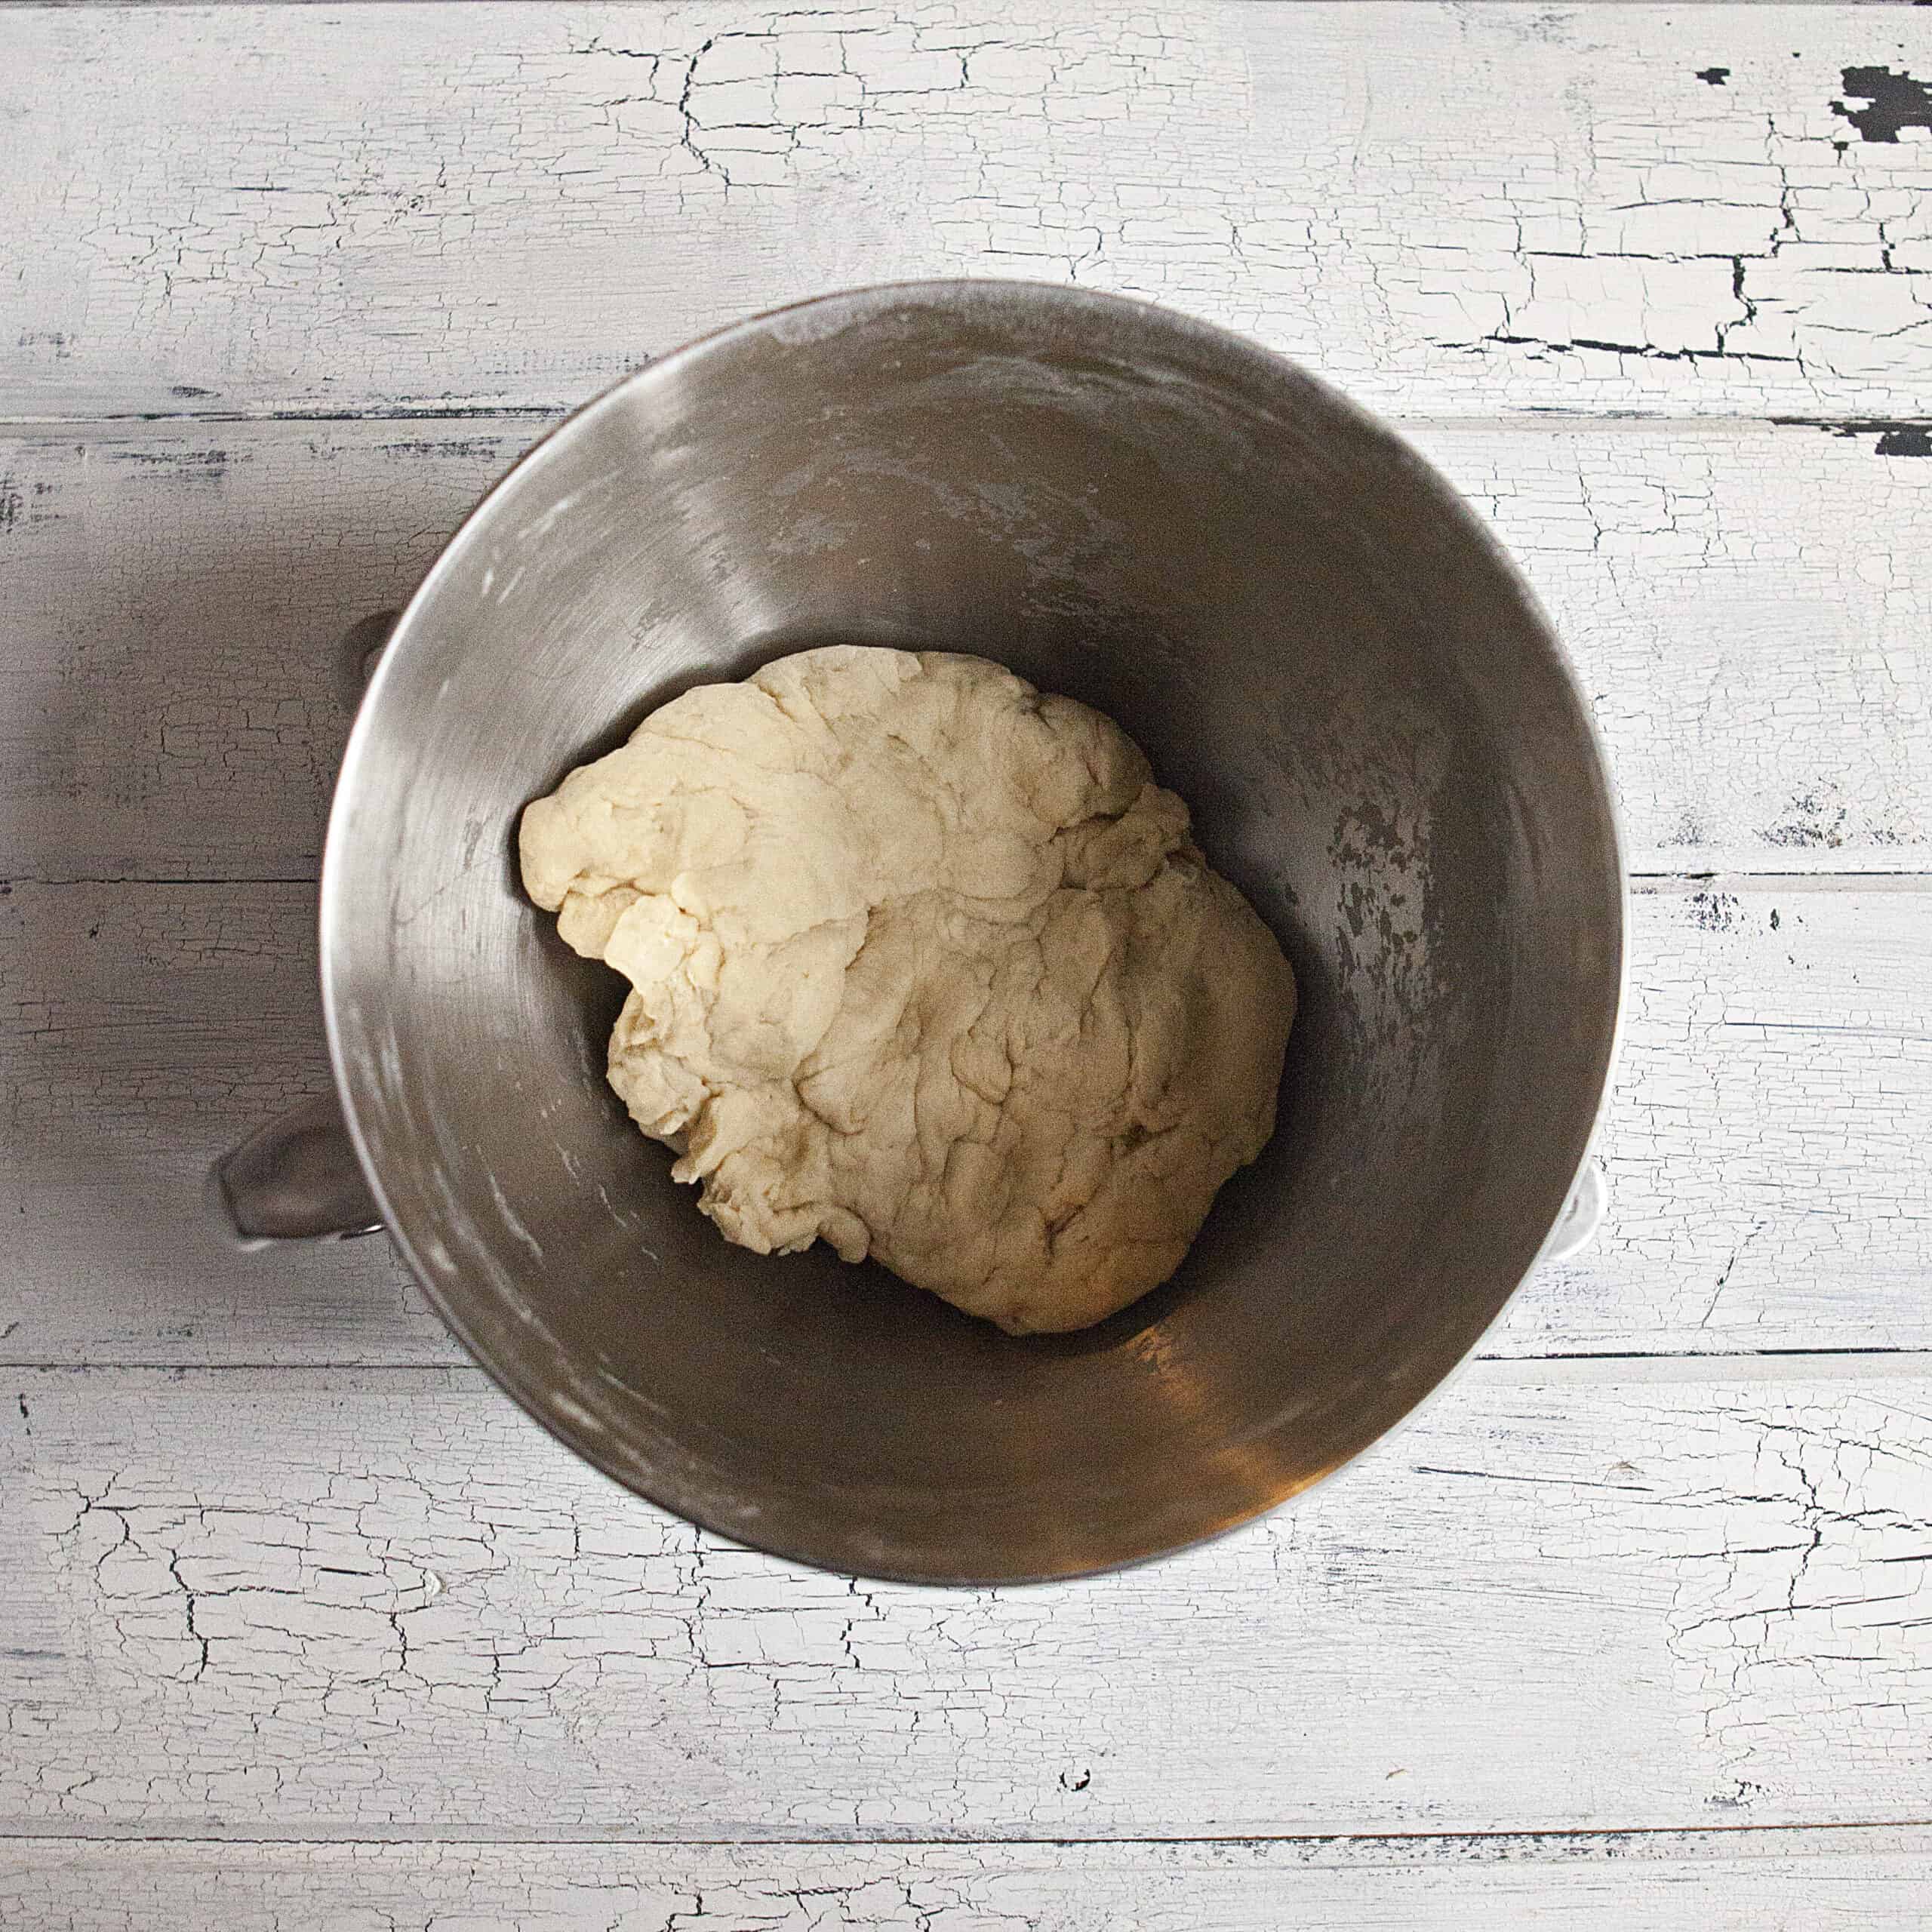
[308, 282, 1623, 1583]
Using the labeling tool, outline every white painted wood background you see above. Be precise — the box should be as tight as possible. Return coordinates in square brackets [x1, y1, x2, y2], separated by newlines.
[3, 4, 1930, 1927]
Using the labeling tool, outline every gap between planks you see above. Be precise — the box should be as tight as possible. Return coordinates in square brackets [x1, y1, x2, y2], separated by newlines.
[9, 870, 1929, 888]
[1, 1821, 1927, 1857]
[3, 411, 1924, 435]
[8, 1354, 1932, 1383]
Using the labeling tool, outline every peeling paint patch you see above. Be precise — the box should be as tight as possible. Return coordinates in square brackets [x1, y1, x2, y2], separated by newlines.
[1695, 68, 1730, 88]
[1832, 66, 1932, 143]
[1762, 790, 1850, 851]
[1687, 891, 1740, 932]
[0, 472, 63, 536]
[111, 448, 230, 478]
[1870, 424, 1932, 458]
[1774, 418, 1932, 457]
[376, 437, 510, 461]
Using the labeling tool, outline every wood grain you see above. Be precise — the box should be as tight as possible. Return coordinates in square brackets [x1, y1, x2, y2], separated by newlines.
[2, 419, 1924, 884]
[2, 1360, 1927, 1837]
[5, 5, 1930, 423]
[5, 1829, 1930, 1930]
[2, 877, 1927, 1366]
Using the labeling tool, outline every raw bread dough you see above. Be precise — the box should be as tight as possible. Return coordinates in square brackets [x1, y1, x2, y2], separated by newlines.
[519, 646, 1294, 1334]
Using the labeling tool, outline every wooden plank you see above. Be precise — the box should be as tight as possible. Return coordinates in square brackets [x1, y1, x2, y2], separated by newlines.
[2, 875, 1928, 1367]
[3, 5, 1930, 423]
[0, 425, 510, 886]
[1522, 876, 1932, 1360]
[4, 1829, 1931, 1931]
[0, 880, 448, 1366]
[2, 1361, 1927, 1836]
[1408, 421, 1931, 878]
[2, 419, 1925, 884]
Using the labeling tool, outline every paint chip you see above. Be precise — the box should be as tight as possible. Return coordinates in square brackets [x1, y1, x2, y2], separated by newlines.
[1832, 65, 1932, 143]
[1798, 420, 1932, 458]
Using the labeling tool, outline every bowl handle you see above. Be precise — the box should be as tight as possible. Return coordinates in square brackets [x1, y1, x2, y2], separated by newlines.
[208, 1094, 383, 1249]
[336, 608, 399, 712]
[1541, 1158, 1609, 1264]
[207, 612, 400, 1249]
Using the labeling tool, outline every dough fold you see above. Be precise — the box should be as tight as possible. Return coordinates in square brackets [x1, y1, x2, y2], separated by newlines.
[520, 645, 1294, 1334]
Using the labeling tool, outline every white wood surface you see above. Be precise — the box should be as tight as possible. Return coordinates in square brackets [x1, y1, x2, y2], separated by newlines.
[5, 4, 1930, 1926]
[5, 5, 1932, 423]
[6, 1830, 1932, 1930]
[4, 1360, 1930, 1838]
[5, 878, 1929, 1365]
[2, 419, 1925, 881]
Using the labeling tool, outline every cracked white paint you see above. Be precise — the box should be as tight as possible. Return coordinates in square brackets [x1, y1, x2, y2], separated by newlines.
[5, 6, 1931, 420]
[4, 1829, 1932, 1930]
[1496, 878, 1932, 1358]
[1, 1364, 1927, 1841]
[1, 420, 1924, 886]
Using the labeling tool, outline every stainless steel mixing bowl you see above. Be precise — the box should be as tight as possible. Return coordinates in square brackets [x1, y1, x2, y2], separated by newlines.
[214, 281, 1624, 1583]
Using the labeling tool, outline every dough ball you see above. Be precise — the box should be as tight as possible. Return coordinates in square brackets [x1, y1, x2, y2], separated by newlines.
[519, 646, 1294, 1334]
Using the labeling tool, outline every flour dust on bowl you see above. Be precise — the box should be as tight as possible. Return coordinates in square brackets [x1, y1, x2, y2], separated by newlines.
[214, 282, 1624, 1584]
